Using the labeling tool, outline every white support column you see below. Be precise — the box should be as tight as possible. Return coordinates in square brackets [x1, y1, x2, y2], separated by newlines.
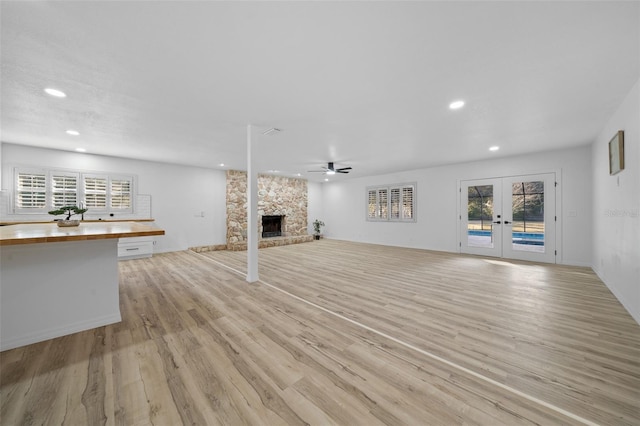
[246, 124, 259, 283]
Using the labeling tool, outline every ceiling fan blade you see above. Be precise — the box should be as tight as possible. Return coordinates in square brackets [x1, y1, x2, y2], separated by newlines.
[309, 163, 351, 175]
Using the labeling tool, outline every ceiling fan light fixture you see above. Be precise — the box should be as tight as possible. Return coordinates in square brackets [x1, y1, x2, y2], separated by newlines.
[307, 162, 352, 174]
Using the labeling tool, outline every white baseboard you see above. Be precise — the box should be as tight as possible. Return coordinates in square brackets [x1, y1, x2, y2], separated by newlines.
[592, 266, 640, 326]
[0, 312, 121, 352]
[560, 259, 592, 268]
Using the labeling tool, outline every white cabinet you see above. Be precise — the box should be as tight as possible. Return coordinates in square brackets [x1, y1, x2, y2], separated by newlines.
[118, 236, 154, 259]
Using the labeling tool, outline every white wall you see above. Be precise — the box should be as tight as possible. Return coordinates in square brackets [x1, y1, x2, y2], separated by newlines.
[307, 180, 324, 235]
[591, 78, 640, 324]
[322, 145, 593, 266]
[1, 144, 228, 253]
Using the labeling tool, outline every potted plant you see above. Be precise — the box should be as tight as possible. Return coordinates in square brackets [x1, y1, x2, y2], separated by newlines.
[312, 219, 325, 240]
[48, 205, 88, 227]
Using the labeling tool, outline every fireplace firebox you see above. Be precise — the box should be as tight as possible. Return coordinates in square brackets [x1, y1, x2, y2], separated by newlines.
[262, 215, 284, 238]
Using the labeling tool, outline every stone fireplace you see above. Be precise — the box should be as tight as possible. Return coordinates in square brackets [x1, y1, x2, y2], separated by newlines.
[225, 170, 312, 250]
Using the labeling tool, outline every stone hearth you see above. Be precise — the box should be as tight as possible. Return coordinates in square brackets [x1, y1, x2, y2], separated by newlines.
[227, 235, 314, 251]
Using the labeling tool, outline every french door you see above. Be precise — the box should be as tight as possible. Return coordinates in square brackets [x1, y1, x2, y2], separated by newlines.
[460, 173, 556, 263]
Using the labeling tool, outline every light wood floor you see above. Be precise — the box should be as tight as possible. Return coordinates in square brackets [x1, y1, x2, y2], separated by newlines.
[1, 239, 638, 425]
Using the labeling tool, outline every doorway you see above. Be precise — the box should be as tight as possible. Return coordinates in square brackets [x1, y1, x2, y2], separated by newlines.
[460, 173, 556, 263]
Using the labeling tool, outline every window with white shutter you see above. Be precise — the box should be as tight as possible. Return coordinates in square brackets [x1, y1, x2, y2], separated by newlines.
[368, 190, 377, 219]
[378, 188, 388, 219]
[15, 170, 47, 212]
[51, 172, 78, 208]
[83, 174, 133, 212]
[84, 175, 108, 209]
[110, 177, 132, 210]
[402, 186, 414, 219]
[366, 183, 416, 222]
[12, 167, 135, 215]
[390, 188, 401, 219]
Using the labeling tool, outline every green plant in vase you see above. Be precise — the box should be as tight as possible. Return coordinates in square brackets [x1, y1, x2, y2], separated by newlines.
[312, 219, 325, 240]
[48, 205, 88, 227]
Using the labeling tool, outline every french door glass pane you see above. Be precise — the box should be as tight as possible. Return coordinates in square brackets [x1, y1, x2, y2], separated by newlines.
[467, 185, 494, 248]
[511, 181, 544, 253]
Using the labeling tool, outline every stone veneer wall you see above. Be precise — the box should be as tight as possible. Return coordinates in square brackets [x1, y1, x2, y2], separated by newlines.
[226, 170, 309, 247]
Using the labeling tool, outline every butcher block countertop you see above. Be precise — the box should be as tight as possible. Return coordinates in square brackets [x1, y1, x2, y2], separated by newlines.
[0, 218, 156, 226]
[0, 221, 165, 246]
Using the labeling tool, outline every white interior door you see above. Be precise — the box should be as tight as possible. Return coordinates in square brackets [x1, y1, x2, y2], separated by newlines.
[460, 173, 556, 263]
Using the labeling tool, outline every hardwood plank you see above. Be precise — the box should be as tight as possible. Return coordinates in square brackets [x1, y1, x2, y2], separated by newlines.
[201, 240, 640, 425]
[2, 241, 639, 425]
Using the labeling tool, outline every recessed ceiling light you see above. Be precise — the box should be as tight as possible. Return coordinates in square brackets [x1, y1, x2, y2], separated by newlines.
[75, 148, 86, 152]
[489, 146, 500, 151]
[296, 173, 301, 177]
[449, 100, 465, 110]
[45, 88, 66, 98]
[219, 163, 225, 167]
[66, 130, 79, 136]
[324, 178, 329, 182]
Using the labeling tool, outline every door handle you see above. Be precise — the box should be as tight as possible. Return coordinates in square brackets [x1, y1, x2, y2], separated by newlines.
[504, 220, 512, 224]
[492, 221, 501, 224]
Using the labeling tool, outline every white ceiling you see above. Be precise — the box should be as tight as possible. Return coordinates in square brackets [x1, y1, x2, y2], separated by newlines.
[1, 1, 638, 182]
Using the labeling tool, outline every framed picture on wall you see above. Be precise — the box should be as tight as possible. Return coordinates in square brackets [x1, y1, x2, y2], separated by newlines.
[609, 130, 624, 175]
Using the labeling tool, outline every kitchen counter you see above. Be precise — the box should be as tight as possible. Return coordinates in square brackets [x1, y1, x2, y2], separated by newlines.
[0, 221, 165, 245]
[0, 221, 165, 351]
[0, 218, 156, 226]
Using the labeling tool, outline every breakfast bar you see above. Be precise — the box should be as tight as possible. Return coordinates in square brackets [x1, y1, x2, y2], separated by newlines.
[0, 222, 165, 351]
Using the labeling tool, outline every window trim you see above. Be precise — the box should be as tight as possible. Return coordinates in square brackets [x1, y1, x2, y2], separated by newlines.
[366, 182, 416, 222]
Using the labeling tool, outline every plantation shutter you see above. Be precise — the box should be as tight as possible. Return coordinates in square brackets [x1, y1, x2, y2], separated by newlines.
[390, 188, 401, 219]
[368, 190, 377, 219]
[366, 183, 416, 222]
[84, 176, 107, 209]
[378, 188, 388, 219]
[402, 186, 414, 219]
[16, 171, 46, 210]
[12, 167, 136, 216]
[111, 178, 132, 209]
[51, 173, 78, 208]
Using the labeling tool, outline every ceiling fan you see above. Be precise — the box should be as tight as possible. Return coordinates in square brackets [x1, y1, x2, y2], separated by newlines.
[308, 162, 352, 175]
